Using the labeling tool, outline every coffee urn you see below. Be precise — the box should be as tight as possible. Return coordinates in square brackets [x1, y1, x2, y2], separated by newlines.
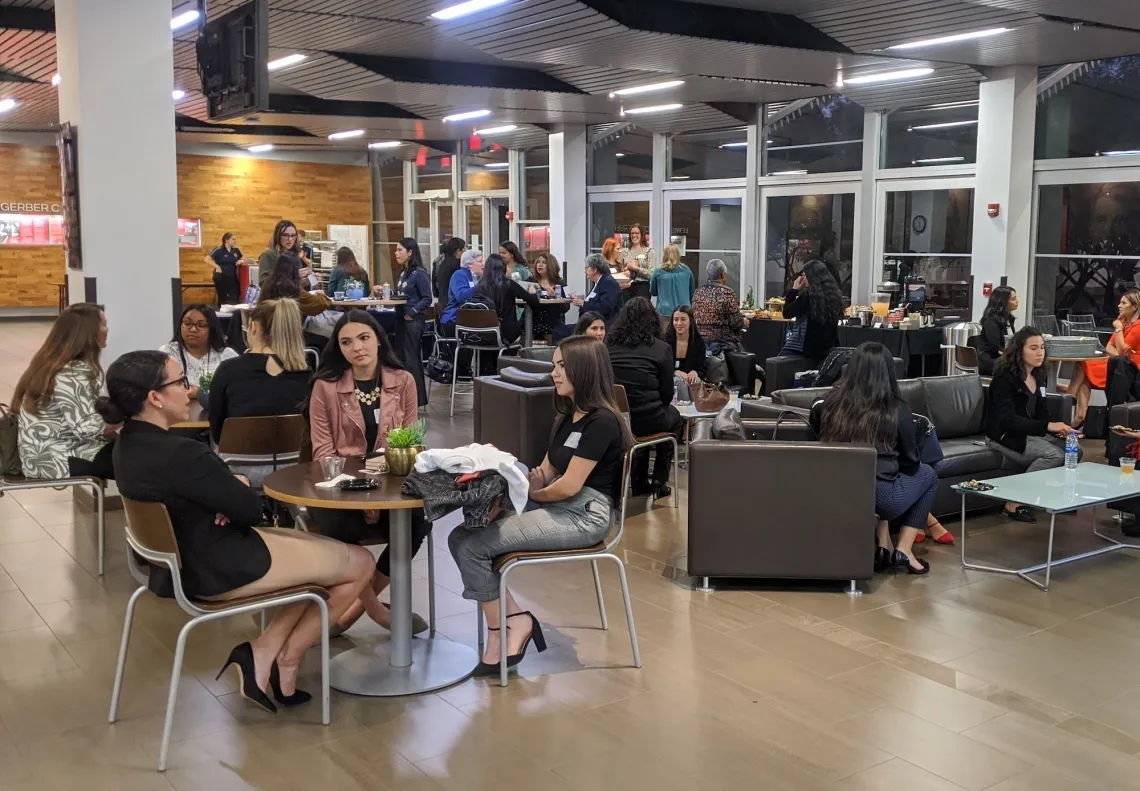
[878, 259, 902, 309]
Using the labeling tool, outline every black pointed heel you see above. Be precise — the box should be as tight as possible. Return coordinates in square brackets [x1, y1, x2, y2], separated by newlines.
[473, 626, 502, 677]
[505, 611, 547, 667]
[892, 550, 930, 576]
[269, 661, 311, 707]
[216, 642, 276, 714]
[874, 546, 892, 573]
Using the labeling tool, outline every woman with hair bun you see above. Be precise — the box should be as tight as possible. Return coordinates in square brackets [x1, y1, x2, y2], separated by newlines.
[106, 350, 379, 713]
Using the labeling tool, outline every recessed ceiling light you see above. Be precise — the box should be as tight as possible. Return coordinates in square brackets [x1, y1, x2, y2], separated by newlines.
[622, 103, 683, 116]
[887, 27, 1010, 51]
[840, 67, 934, 86]
[443, 109, 491, 122]
[328, 129, 365, 140]
[170, 9, 200, 30]
[615, 153, 625, 157]
[172, 89, 186, 101]
[473, 125, 518, 135]
[908, 120, 978, 131]
[0, 99, 16, 114]
[51, 73, 60, 87]
[771, 169, 807, 176]
[1101, 150, 1140, 157]
[248, 144, 274, 153]
[923, 100, 980, 110]
[485, 162, 510, 168]
[671, 175, 690, 180]
[369, 141, 402, 149]
[719, 141, 748, 148]
[431, 0, 511, 21]
[608, 80, 684, 98]
[912, 156, 965, 164]
[267, 54, 306, 72]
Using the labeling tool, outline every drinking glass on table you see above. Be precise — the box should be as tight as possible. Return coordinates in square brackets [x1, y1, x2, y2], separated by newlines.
[334, 291, 346, 301]
[1122, 457, 1136, 474]
[320, 456, 346, 480]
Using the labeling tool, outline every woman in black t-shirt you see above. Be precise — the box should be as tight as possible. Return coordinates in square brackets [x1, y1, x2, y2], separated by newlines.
[448, 335, 631, 678]
[206, 232, 244, 306]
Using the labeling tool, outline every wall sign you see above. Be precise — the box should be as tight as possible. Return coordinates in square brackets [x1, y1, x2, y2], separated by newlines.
[0, 213, 65, 245]
[177, 218, 202, 248]
[0, 202, 62, 213]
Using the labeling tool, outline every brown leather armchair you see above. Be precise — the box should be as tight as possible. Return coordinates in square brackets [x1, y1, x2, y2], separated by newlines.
[688, 439, 877, 586]
[474, 367, 556, 468]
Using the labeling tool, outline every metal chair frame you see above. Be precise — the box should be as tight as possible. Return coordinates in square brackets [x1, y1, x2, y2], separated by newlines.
[476, 448, 642, 686]
[613, 385, 680, 508]
[449, 310, 517, 417]
[109, 501, 331, 772]
[952, 345, 980, 376]
[0, 475, 105, 575]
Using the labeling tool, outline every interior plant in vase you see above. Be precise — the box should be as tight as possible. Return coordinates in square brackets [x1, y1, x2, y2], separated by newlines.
[343, 277, 366, 300]
[197, 372, 213, 406]
[385, 419, 427, 476]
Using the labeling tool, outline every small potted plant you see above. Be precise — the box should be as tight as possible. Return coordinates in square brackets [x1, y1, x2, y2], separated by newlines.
[344, 277, 366, 301]
[197, 372, 213, 408]
[385, 419, 426, 476]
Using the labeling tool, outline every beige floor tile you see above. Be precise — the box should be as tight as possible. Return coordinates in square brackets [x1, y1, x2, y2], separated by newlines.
[0, 591, 44, 634]
[0, 518, 50, 546]
[835, 758, 968, 791]
[8, 563, 107, 605]
[0, 539, 80, 574]
[842, 707, 1028, 790]
[877, 597, 1038, 650]
[733, 618, 877, 678]
[0, 626, 78, 681]
[1056, 714, 1140, 756]
[415, 734, 575, 791]
[947, 648, 1119, 713]
[33, 598, 126, 644]
[837, 608, 986, 664]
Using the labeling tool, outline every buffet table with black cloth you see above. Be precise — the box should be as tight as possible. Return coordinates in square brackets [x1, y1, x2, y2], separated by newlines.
[836, 326, 943, 377]
[741, 320, 790, 366]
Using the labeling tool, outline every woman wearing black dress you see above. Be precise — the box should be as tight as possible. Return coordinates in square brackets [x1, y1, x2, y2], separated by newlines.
[977, 286, 1018, 375]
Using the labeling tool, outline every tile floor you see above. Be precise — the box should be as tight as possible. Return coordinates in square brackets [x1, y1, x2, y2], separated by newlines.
[3, 318, 1140, 789]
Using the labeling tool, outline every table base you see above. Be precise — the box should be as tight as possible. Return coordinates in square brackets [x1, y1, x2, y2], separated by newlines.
[330, 637, 478, 697]
[960, 497, 1140, 591]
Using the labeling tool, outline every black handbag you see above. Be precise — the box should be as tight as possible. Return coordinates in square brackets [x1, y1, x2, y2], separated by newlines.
[425, 354, 455, 384]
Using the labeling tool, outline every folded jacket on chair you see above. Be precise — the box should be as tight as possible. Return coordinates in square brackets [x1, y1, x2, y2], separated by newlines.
[402, 469, 515, 527]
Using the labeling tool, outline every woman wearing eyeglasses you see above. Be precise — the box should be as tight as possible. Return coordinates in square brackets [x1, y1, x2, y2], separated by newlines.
[158, 304, 237, 399]
[104, 350, 381, 713]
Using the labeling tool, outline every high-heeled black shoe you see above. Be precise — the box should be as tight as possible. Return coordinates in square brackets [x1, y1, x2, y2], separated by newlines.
[269, 661, 311, 707]
[216, 642, 276, 714]
[892, 550, 930, 575]
[874, 546, 893, 573]
[473, 626, 502, 677]
[472, 612, 548, 677]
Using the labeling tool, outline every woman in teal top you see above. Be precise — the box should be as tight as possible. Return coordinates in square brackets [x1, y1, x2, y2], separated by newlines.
[324, 247, 372, 297]
[649, 244, 695, 332]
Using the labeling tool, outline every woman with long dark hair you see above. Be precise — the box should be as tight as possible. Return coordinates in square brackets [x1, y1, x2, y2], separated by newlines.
[1067, 290, 1140, 426]
[984, 327, 1079, 522]
[780, 259, 844, 363]
[258, 220, 311, 291]
[13, 303, 116, 480]
[810, 342, 937, 574]
[474, 253, 541, 346]
[325, 246, 371, 297]
[531, 252, 570, 341]
[607, 297, 683, 499]
[449, 335, 632, 677]
[104, 350, 377, 712]
[259, 251, 333, 347]
[574, 311, 607, 341]
[391, 237, 433, 407]
[159, 304, 237, 399]
[666, 305, 707, 401]
[977, 286, 1018, 375]
[206, 232, 243, 305]
[307, 310, 432, 635]
[433, 236, 467, 299]
[498, 240, 532, 282]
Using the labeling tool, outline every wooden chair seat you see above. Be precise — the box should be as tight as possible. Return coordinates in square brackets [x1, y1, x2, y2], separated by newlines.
[635, 431, 673, 443]
[493, 542, 606, 572]
[194, 583, 330, 612]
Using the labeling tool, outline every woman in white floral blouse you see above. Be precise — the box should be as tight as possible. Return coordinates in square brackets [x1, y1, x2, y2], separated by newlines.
[12, 303, 116, 480]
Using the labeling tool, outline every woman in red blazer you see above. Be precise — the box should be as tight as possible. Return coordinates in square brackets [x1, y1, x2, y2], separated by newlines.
[307, 310, 431, 635]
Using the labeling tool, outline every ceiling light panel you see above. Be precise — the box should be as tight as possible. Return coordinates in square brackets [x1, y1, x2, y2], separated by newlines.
[443, 109, 491, 122]
[328, 129, 366, 140]
[908, 120, 978, 131]
[622, 103, 683, 116]
[473, 125, 518, 135]
[267, 54, 306, 72]
[887, 28, 1010, 51]
[609, 80, 684, 98]
[841, 68, 934, 86]
[170, 9, 199, 30]
[431, 0, 511, 21]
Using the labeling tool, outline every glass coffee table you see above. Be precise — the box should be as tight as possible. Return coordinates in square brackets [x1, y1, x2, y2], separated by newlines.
[954, 463, 1140, 590]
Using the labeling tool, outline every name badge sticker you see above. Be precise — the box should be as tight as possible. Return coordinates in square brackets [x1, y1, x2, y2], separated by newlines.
[565, 432, 582, 449]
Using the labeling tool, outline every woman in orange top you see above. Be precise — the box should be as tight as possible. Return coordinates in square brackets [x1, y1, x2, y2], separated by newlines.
[1069, 290, 1140, 426]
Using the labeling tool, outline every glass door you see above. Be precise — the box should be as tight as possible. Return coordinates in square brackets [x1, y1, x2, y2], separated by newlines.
[460, 195, 511, 255]
[760, 184, 858, 306]
[412, 199, 454, 281]
[664, 189, 745, 294]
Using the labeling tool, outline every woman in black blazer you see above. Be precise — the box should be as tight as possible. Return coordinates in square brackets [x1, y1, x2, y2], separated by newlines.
[472, 253, 541, 345]
[103, 350, 379, 714]
[983, 327, 1078, 521]
[666, 306, 707, 400]
[977, 286, 1018, 375]
[780, 259, 844, 363]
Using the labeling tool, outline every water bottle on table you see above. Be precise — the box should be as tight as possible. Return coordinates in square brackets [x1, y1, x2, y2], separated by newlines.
[1065, 431, 1080, 470]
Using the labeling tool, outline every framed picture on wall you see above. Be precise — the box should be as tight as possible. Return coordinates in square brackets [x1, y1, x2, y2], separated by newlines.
[177, 218, 202, 248]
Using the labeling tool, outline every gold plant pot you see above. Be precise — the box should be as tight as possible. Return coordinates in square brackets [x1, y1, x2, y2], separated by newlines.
[385, 445, 423, 477]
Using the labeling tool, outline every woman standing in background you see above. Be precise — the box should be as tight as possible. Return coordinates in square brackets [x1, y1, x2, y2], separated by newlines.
[650, 243, 695, 334]
[621, 223, 656, 302]
[206, 232, 243, 306]
[394, 237, 433, 408]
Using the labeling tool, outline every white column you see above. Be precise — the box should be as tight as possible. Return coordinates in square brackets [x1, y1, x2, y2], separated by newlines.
[852, 111, 881, 306]
[651, 133, 668, 255]
[549, 124, 588, 295]
[742, 108, 761, 300]
[971, 66, 1038, 321]
[55, 0, 179, 362]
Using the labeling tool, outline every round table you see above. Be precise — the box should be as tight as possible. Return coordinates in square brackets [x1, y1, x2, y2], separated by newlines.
[263, 459, 478, 697]
[517, 297, 572, 347]
[173, 401, 208, 430]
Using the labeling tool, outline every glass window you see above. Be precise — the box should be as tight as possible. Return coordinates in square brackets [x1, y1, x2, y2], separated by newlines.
[589, 125, 653, 186]
[1036, 57, 1140, 160]
[764, 96, 864, 176]
[882, 188, 975, 310]
[668, 197, 743, 294]
[669, 128, 748, 181]
[589, 200, 650, 254]
[522, 148, 549, 220]
[764, 193, 855, 303]
[1034, 182, 1140, 325]
[414, 148, 453, 193]
[375, 160, 404, 223]
[464, 142, 509, 191]
[881, 100, 979, 169]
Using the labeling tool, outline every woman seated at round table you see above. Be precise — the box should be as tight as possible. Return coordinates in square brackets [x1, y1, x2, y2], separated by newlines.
[104, 350, 379, 712]
[449, 335, 631, 676]
[607, 297, 684, 500]
[13, 303, 118, 481]
[306, 309, 433, 635]
[666, 306, 707, 402]
[324, 246, 371, 297]
[779, 259, 843, 364]
[472, 254, 541, 347]
[260, 251, 334, 348]
[976, 286, 1018, 376]
[499, 240, 533, 283]
[984, 326, 1079, 522]
[574, 311, 607, 341]
[810, 342, 937, 575]
[208, 299, 312, 480]
[1066, 290, 1140, 427]
[440, 249, 485, 336]
[159, 303, 238, 399]
[530, 252, 570, 342]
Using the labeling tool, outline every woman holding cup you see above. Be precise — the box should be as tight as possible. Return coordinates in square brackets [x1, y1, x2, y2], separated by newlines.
[306, 310, 432, 635]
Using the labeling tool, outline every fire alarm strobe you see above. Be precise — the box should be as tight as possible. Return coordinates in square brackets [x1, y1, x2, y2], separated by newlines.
[983, 281, 994, 297]
[987, 203, 1000, 218]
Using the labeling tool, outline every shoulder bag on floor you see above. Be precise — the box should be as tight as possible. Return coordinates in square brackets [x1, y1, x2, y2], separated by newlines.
[0, 403, 21, 477]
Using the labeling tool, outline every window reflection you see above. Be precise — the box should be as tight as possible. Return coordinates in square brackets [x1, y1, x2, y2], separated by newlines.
[764, 193, 855, 301]
[764, 96, 864, 175]
[882, 189, 974, 310]
[669, 198, 743, 293]
[1036, 57, 1140, 160]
